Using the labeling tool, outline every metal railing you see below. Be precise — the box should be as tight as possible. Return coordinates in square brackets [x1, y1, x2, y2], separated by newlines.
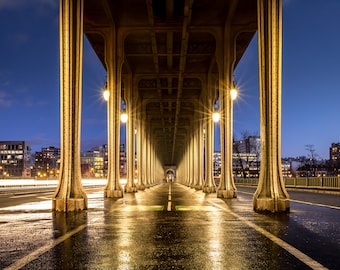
[235, 176, 340, 191]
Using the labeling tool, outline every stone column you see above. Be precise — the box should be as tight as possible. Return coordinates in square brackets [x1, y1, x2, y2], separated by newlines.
[217, 78, 237, 198]
[189, 130, 194, 187]
[145, 122, 151, 187]
[137, 107, 146, 190]
[125, 77, 137, 192]
[197, 116, 204, 189]
[253, 0, 289, 212]
[104, 28, 123, 198]
[216, 16, 237, 198]
[203, 97, 215, 193]
[52, 0, 87, 212]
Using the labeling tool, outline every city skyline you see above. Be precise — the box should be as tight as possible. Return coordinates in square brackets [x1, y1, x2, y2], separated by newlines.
[0, 0, 340, 159]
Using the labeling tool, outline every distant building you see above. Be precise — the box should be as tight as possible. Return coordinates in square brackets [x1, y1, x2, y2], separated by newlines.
[233, 136, 261, 177]
[213, 152, 221, 176]
[120, 144, 126, 177]
[234, 136, 261, 155]
[328, 143, 340, 176]
[0, 141, 31, 177]
[330, 143, 340, 161]
[34, 146, 60, 178]
[80, 144, 126, 178]
[81, 150, 104, 178]
[91, 144, 108, 176]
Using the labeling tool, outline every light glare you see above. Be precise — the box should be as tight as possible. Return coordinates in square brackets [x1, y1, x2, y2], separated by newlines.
[212, 112, 220, 122]
[230, 88, 238, 100]
[103, 89, 110, 101]
[121, 112, 128, 123]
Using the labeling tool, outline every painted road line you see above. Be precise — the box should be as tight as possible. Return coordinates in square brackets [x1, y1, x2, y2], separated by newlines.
[212, 201, 328, 270]
[238, 190, 340, 210]
[4, 224, 88, 270]
[290, 199, 340, 210]
[9, 194, 36, 199]
[167, 182, 172, 211]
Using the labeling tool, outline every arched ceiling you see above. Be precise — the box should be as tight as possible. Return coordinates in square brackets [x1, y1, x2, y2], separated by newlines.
[83, 0, 257, 165]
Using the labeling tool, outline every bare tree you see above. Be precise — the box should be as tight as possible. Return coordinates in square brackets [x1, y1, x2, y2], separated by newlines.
[305, 144, 318, 176]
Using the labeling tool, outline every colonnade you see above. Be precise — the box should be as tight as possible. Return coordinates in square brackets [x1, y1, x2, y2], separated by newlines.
[52, 0, 289, 213]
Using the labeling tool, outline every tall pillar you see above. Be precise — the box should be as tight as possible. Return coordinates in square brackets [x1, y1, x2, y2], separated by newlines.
[125, 77, 137, 192]
[194, 119, 202, 190]
[203, 98, 215, 193]
[253, 0, 289, 212]
[104, 28, 123, 198]
[189, 130, 194, 187]
[52, 0, 87, 212]
[216, 16, 237, 198]
[145, 123, 151, 186]
[217, 78, 237, 198]
[197, 117, 204, 188]
[137, 107, 146, 190]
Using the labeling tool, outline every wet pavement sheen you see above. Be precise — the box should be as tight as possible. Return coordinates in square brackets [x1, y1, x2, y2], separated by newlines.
[0, 183, 339, 269]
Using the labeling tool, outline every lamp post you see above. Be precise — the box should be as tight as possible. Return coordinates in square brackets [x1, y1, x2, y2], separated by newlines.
[120, 110, 128, 124]
[103, 88, 110, 101]
[230, 87, 238, 101]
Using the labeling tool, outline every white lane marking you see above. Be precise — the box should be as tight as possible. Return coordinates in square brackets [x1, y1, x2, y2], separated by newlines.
[290, 199, 340, 210]
[212, 202, 328, 270]
[167, 182, 172, 211]
[4, 223, 88, 270]
[238, 191, 340, 210]
[167, 201, 172, 211]
[9, 194, 36, 198]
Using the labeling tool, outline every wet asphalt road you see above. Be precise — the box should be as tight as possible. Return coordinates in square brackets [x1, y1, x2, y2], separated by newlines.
[0, 183, 339, 270]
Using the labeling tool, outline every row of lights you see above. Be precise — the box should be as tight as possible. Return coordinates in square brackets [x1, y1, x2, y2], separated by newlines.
[212, 87, 238, 122]
[103, 86, 238, 123]
[102, 89, 128, 123]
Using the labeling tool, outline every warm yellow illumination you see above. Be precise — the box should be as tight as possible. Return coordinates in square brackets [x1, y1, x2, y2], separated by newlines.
[120, 179, 127, 185]
[212, 112, 220, 122]
[103, 89, 110, 101]
[121, 112, 128, 123]
[230, 88, 238, 101]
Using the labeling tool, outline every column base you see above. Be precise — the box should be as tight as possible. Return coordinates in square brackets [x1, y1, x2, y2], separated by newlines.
[137, 184, 146, 191]
[253, 197, 290, 213]
[194, 185, 202, 190]
[217, 189, 237, 198]
[126, 186, 137, 193]
[202, 186, 216, 193]
[104, 189, 123, 198]
[52, 197, 87, 212]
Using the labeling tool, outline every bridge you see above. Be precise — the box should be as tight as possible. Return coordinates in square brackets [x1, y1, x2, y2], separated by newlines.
[1, 181, 340, 269]
[54, 0, 287, 212]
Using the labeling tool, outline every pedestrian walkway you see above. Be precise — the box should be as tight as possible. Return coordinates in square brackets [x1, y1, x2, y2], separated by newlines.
[1, 182, 339, 269]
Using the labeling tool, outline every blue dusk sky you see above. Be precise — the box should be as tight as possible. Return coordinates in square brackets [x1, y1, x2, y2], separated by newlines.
[0, 0, 340, 160]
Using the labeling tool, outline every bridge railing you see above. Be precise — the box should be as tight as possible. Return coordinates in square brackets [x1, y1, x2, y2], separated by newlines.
[235, 176, 340, 191]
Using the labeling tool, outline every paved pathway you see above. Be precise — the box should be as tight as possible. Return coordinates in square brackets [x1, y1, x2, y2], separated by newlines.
[0, 183, 339, 269]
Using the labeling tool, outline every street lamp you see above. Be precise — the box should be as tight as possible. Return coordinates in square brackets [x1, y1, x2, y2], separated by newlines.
[212, 111, 220, 122]
[230, 87, 238, 101]
[121, 110, 128, 123]
[103, 88, 110, 101]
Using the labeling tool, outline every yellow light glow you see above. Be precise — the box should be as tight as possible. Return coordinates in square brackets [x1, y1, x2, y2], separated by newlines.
[103, 89, 110, 101]
[212, 112, 220, 122]
[121, 112, 128, 123]
[230, 88, 238, 101]
[120, 178, 127, 185]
